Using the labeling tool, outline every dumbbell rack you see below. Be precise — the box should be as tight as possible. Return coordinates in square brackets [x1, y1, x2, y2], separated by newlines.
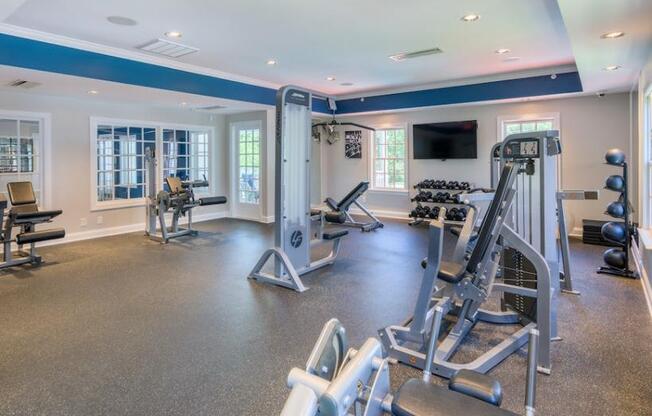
[408, 182, 471, 227]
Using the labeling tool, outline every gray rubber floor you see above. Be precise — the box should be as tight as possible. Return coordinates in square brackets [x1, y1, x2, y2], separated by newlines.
[0, 218, 650, 415]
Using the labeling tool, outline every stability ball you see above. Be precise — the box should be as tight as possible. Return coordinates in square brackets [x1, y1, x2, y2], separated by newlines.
[606, 201, 626, 218]
[605, 148, 626, 166]
[603, 248, 627, 269]
[605, 175, 625, 192]
[601, 221, 627, 244]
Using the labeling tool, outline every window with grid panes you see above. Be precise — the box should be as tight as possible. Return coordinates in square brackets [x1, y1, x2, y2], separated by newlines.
[162, 129, 210, 192]
[371, 128, 407, 190]
[0, 117, 42, 201]
[238, 127, 260, 204]
[96, 125, 154, 203]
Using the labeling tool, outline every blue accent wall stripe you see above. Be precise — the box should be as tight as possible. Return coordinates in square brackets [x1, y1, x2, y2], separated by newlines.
[335, 72, 583, 114]
[0, 33, 580, 115]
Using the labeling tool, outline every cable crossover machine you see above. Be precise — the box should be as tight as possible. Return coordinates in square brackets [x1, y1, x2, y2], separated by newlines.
[247, 86, 351, 292]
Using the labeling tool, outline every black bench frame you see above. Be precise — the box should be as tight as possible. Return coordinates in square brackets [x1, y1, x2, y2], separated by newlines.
[324, 181, 383, 232]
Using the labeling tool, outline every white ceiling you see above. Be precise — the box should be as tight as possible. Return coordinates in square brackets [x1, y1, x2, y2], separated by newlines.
[3, 0, 576, 95]
[557, 0, 652, 93]
[0, 65, 268, 114]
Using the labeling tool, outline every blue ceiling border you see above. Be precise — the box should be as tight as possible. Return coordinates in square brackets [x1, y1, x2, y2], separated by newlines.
[0, 33, 582, 115]
[335, 72, 583, 114]
[0, 33, 331, 114]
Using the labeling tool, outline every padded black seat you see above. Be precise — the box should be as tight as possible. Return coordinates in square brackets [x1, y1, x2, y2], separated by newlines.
[437, 260, 467, 284]
[198, 196, 227, 206]
[14, 209, 63, 221]
[323, 230, 349, 240]
[449, 370, 503, 406]
[311, 209, 322, 217]
[324, 211, 346, 224]
[392, 379, 518, 416]
[16, 229, 66, 244]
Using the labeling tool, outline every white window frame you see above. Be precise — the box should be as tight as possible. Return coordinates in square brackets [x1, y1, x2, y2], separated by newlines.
[0, 110, 52, 209]
[497, 112, 562, 186]
[644, 88, 652, 228]
[229, 120, 264, 218]
[90, 117, 214, 211]
[368, 124, 409, 194]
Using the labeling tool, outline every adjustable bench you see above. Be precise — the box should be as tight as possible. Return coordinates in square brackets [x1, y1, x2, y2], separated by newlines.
[324, 181, 383, 231]
[0, 182, 65, 269]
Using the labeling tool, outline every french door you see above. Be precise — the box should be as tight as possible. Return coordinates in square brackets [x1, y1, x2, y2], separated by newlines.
[231, 121, 262, 220]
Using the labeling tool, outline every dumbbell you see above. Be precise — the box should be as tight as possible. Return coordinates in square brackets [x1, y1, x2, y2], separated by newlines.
[460, 181, 470, 190]
[454, 207, 467, 221]
[409, 209, 417, 218]
[441, 192, 451, 202]
[424, 191, 433, 201]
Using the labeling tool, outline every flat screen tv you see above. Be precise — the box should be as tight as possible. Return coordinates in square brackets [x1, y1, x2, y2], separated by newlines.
[413, 120, 478, 159]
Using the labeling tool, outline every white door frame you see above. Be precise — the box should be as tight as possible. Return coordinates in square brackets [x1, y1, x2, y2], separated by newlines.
[229, 120, 264, 221]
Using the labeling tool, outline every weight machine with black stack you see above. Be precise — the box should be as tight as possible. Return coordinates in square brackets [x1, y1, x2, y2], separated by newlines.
[598, 148, 638, 279]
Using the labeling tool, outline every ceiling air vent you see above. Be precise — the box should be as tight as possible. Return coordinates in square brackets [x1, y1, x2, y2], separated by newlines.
[389, 47, 443, 62]
[138, 38, 199, 58]
[6, 79, 41, 89]
[194, 105, 227, 113]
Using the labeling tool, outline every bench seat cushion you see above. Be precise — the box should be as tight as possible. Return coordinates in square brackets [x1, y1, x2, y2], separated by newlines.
[323, 229, 348, 240]
[392, 379, 518, 416]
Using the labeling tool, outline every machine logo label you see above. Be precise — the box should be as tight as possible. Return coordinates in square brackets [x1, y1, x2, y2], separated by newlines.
[290, 230, 303, 248]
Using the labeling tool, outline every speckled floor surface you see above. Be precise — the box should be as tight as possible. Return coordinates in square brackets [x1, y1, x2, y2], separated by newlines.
[0, 218, 650, 415]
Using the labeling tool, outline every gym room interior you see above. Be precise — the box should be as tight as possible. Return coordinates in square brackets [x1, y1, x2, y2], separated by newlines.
[0, 1, 650, 415]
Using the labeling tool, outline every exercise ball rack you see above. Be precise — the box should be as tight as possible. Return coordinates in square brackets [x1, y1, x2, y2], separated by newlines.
[597, 148, 638, 279]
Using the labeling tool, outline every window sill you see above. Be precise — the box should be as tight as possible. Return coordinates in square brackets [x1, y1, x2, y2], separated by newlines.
[368, 189, 409, 196]
[91, 198, 146, 212]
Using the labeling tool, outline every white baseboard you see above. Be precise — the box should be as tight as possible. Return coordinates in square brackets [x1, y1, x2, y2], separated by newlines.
[569, 226, 583, 239]
[262, 215, 274, 223]
[38, 211, 228, 248]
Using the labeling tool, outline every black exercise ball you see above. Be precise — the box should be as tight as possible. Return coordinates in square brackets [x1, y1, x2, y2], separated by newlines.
[604, 175, 625, 192]
[606, 201, 626, 218]
[601, 221, 627, 244]
[603, 248, 627, 269]
[605, 148, 626, 166]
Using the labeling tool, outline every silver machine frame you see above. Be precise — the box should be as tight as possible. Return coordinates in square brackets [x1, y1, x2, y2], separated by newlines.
[248, 86, 346, 292]
[281, 318, 539, 416]
[380, 159, 554, 378]
[145, 148, 197, 243]
[491, 135, 599, 295]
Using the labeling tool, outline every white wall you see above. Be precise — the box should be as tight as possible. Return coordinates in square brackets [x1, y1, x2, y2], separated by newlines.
[0, 90, 228, 239]
[638, 52, 652, 228]
[324, 92, 633, 235]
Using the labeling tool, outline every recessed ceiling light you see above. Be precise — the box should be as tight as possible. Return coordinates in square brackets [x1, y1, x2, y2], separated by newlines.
[165, 31, 182, 38]
[266, 59, 277, 66]
[107, 16, 138, 26]
[340, 82, 354, 86]
[461, 14, 480, 22]
[601, 31, 625, 39]
[604, 65, 621, 71]
[495, 48, 511, 54]
[326, 76, 336, 81]
[87, 90, 99, 95]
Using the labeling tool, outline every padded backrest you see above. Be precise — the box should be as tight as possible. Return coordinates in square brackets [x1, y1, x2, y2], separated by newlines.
[465, 163, 516, 274]
[165, 176, 184, 194]
[7, 182, 37, 205]
[337, 181, 369, 210]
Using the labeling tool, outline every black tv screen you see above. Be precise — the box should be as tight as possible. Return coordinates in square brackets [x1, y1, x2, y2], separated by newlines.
[413, 120, 478, 159]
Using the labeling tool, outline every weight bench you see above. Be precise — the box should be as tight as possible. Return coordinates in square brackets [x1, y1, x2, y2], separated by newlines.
[0, 182, 65, 269]
[324, 181, 383, 232]
[281, 318, 539, 416]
